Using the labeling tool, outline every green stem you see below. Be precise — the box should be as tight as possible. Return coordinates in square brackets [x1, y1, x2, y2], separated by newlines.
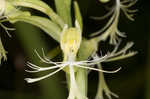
[75, 39, 97, 97]
[66, 68, 87, 99]
[76, 69, 88, 96]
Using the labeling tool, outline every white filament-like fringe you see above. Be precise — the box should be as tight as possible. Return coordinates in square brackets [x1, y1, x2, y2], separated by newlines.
[25, 65, 66, 83]
[105, 42, 137, 62]
[25, 41, 137, 83]
[91, 0, 137, 45]
[25, 49, 122, 83]
[95, 41, 137, 98]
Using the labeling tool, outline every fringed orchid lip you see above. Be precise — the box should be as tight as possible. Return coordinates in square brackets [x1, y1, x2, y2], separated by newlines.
[24, 40, 137, 83]
[91, 0, 137, 45]
[94, 41, 137, 99]
[24, 49, 121, 83]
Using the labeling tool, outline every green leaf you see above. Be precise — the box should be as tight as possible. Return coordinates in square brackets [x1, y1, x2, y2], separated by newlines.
[11, 0, 65, 28]
[5, 1, 61, 42]
[54, 0, 72, 26]
[10, 16, 61, 42]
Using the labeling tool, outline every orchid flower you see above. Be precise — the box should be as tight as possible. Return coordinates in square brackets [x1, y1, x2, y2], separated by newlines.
[91, 0, 137, 45]
[94, 41, 137, 99]
[24, 21, 122, 99]
[0, 0, 138, 98]
[90, 1, 137, 98]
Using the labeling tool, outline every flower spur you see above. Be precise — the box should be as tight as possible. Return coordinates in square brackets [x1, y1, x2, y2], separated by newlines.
[91, 0, 137, 45]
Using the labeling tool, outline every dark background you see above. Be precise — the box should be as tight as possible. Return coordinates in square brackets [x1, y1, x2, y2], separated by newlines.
[0, 0, 149, 99]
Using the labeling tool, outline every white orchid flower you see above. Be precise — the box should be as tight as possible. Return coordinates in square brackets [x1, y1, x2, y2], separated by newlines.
[94, 41, 137, 99]
[24, 21, 122, 99]
[91, 0, 137, 45]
